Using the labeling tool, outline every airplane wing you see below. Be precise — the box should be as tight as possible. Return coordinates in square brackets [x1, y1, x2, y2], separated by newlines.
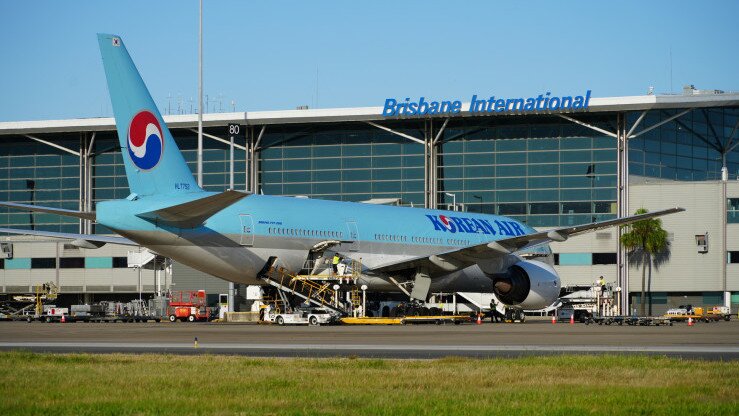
[368, 207, 685, 275]
[136, 190, 249, 228]
[0, 202, 95, 221]
[0, 227, 137, 247]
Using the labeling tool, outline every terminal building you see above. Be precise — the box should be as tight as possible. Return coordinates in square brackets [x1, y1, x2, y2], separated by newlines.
[0, 86, 737, 314]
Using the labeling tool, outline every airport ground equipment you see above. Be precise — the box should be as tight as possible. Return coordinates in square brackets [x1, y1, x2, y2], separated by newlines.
[341, 315, 471, 325]
[268, 306, 340, 326]
[0, 283, 61, 321]
[167, 290, 213, 322]
[664, 305, 732, 322]
[257, 257, 347, 315]
[555, 283, 618, 323]
[585, 315, 673, 326]
[65, 298, 167, 322]
[30, 305, 69, 323]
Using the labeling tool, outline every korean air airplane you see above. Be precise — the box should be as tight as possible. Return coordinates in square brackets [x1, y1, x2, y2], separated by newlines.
[0, 34, 683, 310]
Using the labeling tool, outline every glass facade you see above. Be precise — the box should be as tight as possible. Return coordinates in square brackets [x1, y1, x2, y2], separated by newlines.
[0, 135, 81, 233]
[437, 116, 617, 227]
[628, 108, 739, 181]
[258, 124, 425, 205]
[0, 105, 736, 233]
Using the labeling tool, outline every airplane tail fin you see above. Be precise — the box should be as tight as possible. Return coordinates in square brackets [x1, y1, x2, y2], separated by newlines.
[97, 33, 200, 197]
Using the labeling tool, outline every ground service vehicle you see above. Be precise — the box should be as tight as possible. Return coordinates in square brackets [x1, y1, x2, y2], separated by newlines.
[167, 290, 213, 322]
[271, 307, 339, 326]
[665, 305, 732, 322]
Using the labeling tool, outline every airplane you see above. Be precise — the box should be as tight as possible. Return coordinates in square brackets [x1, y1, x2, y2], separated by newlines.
[0, 34, 684, 311]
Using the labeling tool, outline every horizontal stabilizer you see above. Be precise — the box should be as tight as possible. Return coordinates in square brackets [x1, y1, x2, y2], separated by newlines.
[0, 227, 137, 247]
[0, 202, 95, 221]
[136, 190, 249, 228]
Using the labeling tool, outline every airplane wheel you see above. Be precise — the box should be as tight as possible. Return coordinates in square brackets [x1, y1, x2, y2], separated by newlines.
[309, 316, 318, 326]
[168, 315, 176, 322]
[187, 315, 196, 322]
[276, 315, 284, 326]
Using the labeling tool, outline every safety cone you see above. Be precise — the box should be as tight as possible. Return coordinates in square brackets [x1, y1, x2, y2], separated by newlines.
[476, 314, 482, 325]
[551, 315, 557, 324]
[60, 315, 65, 323]
[569, 314, 575, 325]
[688, 317, 693, 327]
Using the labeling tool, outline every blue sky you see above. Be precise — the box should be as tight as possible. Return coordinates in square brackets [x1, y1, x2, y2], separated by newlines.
[1, 0, 737, 122]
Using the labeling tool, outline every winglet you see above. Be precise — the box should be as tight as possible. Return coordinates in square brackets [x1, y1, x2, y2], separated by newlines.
[136, 190, 249, 228]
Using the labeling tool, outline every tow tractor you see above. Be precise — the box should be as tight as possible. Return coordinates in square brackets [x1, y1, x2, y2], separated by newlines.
[268, 306, 340, 326]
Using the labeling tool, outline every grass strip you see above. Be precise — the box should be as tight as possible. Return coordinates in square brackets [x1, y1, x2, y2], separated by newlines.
[0, 352, 737, 415]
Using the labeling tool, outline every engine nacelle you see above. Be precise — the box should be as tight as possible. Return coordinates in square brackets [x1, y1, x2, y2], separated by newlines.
[491, 260, 560, 310]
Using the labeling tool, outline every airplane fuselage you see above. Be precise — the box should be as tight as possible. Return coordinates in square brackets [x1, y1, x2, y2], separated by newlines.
[97, 193, 554, 293]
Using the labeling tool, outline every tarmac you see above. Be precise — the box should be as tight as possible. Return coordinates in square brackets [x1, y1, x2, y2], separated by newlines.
[1, 318, 737, 359]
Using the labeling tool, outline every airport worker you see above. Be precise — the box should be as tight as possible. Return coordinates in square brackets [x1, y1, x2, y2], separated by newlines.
[598, 276, 606, 293]
[332, 253, 341, 275]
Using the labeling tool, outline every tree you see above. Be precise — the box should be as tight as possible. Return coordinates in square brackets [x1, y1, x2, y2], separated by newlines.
[620, 208, 669, 316]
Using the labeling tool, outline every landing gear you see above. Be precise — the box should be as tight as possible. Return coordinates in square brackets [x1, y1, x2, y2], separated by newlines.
[504, 308, 525, 323]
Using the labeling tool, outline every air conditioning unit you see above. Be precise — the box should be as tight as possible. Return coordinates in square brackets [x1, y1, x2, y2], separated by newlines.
[695, 234, 708, 253]
[0, 243, 13, 259]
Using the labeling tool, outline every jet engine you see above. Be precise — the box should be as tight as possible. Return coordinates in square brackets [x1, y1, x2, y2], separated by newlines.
[490, 260, 560, 310]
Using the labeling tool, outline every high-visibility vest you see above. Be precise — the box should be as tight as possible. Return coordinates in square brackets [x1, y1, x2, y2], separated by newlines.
[332, 255, 340, 265]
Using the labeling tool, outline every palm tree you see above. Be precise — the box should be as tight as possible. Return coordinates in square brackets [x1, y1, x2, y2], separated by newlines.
[620, 208, 669, 316]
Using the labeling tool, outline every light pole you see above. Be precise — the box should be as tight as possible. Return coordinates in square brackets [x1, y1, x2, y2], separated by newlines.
[361, 284, 368, 317]
[196, 0, 203, 187]
[472, 194, 482, 212]
[445, 192, 457, 211]
[333, 284, 340, 308]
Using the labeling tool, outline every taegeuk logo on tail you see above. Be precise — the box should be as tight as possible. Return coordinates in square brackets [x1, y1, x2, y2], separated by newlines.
[127, 110, 164, 170]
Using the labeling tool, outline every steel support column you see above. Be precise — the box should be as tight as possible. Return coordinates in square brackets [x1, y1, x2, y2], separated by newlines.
[246, 125, 265, 194]
[79, 134, 85, 233]
[423, 120, 435, 209]
[616, 112, 629, 315]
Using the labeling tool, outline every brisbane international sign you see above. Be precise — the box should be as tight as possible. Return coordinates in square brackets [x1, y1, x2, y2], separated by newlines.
[381, 91, 592, 117]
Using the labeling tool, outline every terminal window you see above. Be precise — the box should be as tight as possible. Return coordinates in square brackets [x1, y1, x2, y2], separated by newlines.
[728, 198, 739, 224]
